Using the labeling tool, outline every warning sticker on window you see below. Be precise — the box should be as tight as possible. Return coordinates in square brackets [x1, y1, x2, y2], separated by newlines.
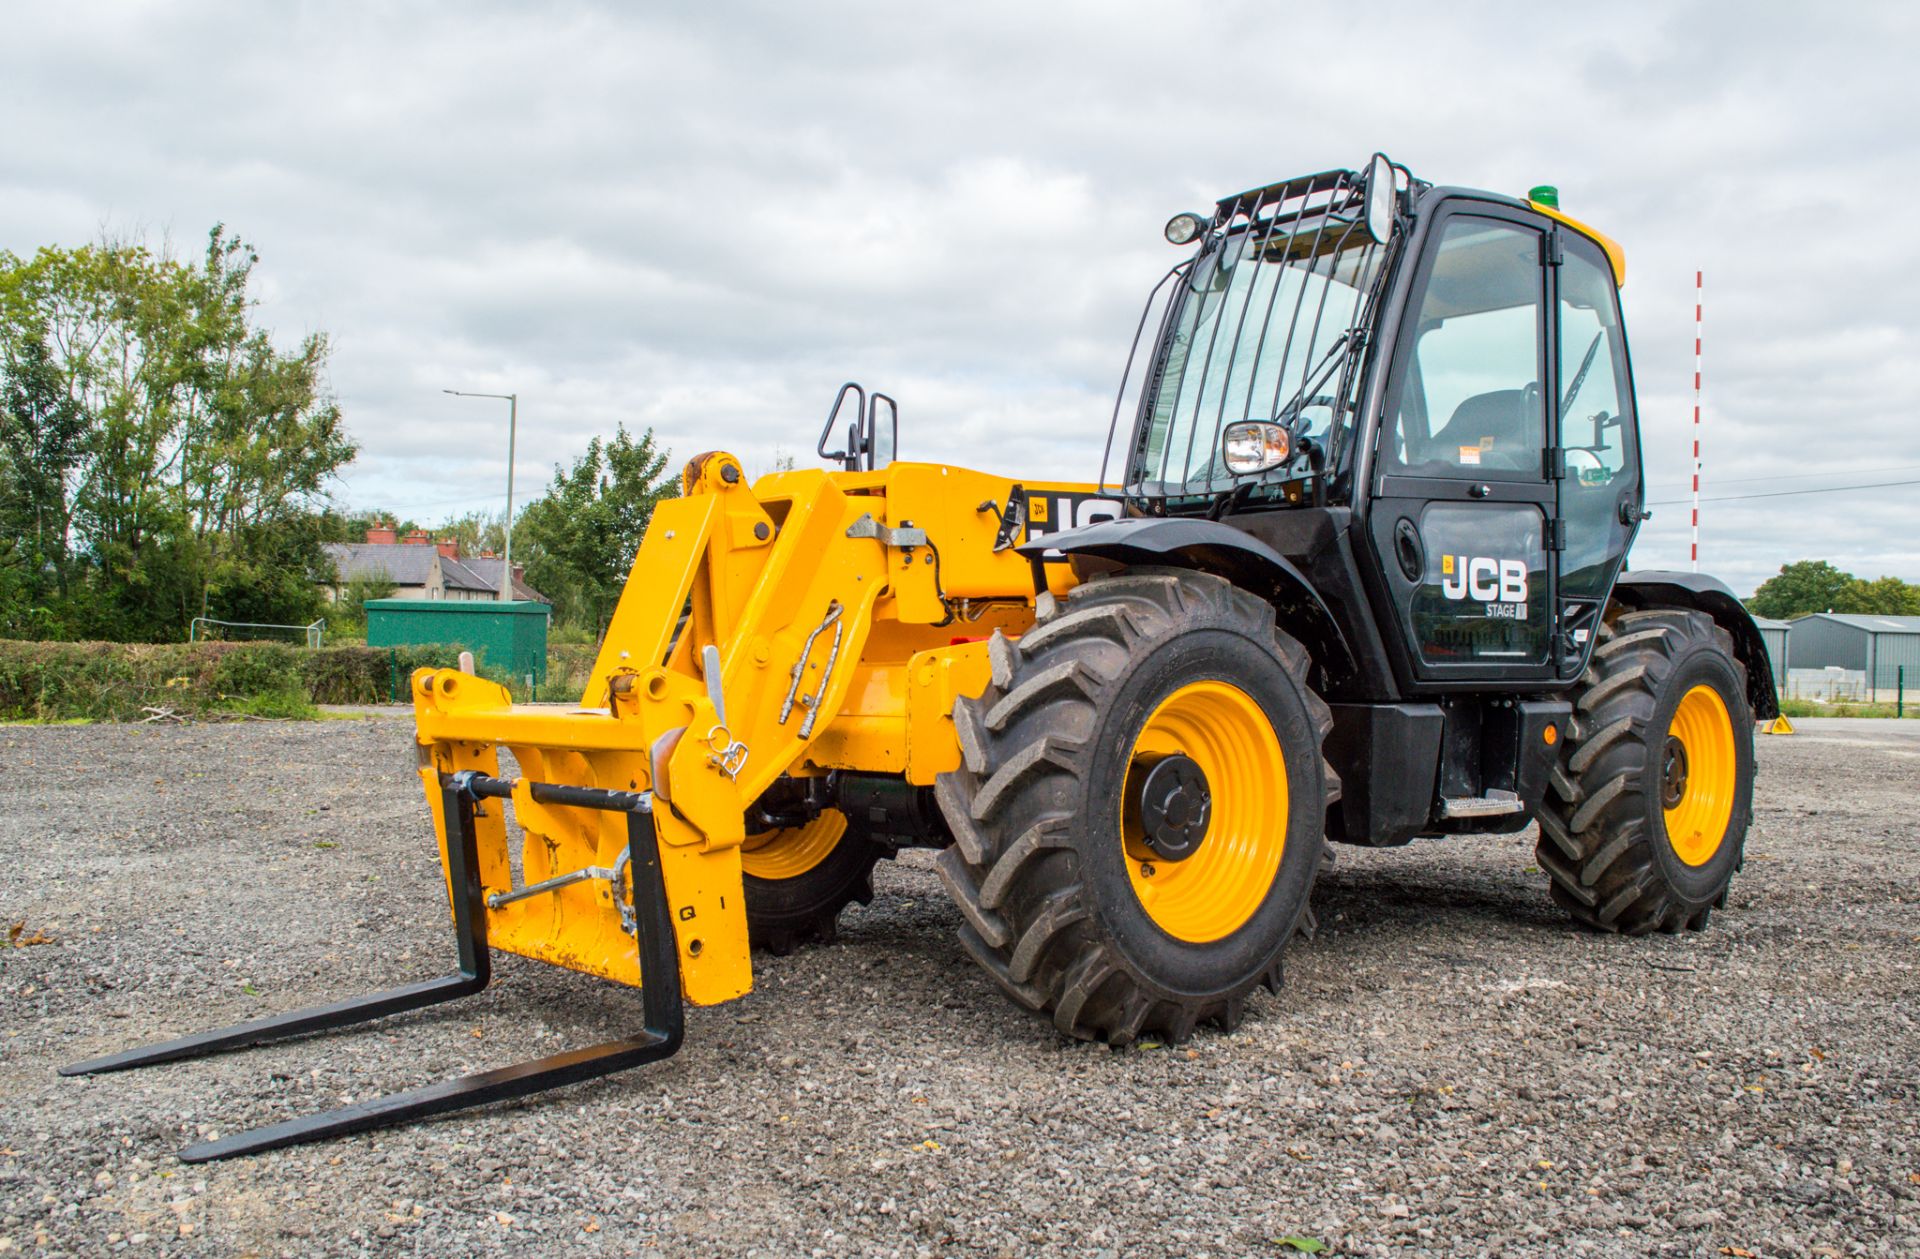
[1458, 446, 1482, 465]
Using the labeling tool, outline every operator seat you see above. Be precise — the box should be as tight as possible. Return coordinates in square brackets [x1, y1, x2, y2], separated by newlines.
[1428, 388, 1539, 471]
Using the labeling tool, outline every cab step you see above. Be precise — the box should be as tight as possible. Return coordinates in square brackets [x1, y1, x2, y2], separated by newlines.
[1437, 789, 1525, 820]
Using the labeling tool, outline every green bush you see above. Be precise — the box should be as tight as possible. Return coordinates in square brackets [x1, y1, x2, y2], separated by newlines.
[1778, 696, 1915, 719]
[542, 644, 600, 702]
[0, 639, 473, 722]
[0, 637, 602, 722]
[212, 643, 303, 697]
[327, 574, 398, 636]
[220, 687, 321, 720]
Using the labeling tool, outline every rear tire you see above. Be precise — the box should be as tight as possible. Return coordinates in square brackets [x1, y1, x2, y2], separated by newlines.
[934, 569, 1335, 1045]
[742, 810, 885, 955]
[1536, 608, 1754, 934]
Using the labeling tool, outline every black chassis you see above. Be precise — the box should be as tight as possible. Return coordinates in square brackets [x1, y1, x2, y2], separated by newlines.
[1025, 185, 1776, 849]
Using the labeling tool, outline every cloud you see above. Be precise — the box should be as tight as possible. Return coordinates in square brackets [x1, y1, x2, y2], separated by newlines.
[3, 0, 1916, 593]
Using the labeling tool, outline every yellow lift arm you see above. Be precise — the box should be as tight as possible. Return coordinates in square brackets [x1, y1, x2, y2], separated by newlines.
[411, 452, 1090, 1006]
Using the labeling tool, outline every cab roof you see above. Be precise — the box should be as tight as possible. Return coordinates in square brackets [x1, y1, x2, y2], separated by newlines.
[1203, 166, 1628, 288]
[1416, 184, 1627, 287]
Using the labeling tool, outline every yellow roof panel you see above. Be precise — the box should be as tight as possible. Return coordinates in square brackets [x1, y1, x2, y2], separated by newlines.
[1529, 201, 1627, 287]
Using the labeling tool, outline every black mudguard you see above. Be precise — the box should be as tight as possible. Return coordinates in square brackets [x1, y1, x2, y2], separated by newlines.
[1020, 516, 1355, 680]
[1611, 570, 1779, 719]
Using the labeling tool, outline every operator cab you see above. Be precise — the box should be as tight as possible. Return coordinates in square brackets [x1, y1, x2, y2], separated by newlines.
[1101, 157, 1645, 697]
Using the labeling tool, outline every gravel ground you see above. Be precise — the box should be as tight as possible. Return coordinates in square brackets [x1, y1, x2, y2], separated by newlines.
[1, 715, 1916, 1257]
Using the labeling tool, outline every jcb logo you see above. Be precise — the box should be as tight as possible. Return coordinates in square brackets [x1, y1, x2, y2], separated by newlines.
[1440, 554, 1528, 604]
[1025, 493, 1123, 542]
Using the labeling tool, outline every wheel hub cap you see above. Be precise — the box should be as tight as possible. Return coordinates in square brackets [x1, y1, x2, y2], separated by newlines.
[1122, 680, 1288, 943]
[1663, 683, 1737, 867]
[1135, 754, 1211, 861]
[1660, 735, 1689, 809]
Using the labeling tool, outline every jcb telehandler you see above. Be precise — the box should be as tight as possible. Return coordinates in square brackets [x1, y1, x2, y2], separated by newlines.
[66, 156, 1775, 1161]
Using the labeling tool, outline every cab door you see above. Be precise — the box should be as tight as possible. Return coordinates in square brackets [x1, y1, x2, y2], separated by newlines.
[1553, 233, 1643, 677]
[1366, 207, 1560, 686]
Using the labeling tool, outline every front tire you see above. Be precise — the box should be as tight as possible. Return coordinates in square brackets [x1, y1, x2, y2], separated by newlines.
[1536, 608, 1755, 933]
[934, 569, 1334, 1045]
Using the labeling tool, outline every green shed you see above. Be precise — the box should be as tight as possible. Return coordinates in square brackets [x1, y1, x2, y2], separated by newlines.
[366, 599, 550, 687]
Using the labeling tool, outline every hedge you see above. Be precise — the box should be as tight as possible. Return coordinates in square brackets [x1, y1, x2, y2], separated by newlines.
[0, 640, 479, 722]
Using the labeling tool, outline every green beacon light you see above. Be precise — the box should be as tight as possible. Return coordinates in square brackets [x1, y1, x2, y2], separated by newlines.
[1529, 184, 1560, 209]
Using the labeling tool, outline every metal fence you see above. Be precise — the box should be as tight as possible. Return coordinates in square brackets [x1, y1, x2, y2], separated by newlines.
[188, 617, 326, 649]
[1785, 668, 1866, 702]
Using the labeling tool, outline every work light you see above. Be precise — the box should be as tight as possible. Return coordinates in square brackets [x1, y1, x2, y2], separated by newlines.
[1164, 212, 1206, 245]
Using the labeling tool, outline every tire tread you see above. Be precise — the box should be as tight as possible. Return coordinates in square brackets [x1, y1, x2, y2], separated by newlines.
[1533, 610, 1753, 936]
[935, 568, 1333, 1043]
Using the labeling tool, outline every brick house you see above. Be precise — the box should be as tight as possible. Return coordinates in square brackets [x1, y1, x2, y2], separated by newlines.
[322, 525, 548, 603]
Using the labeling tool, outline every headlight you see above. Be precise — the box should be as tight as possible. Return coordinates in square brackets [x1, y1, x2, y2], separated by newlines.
[1222, 421, 1291, 475]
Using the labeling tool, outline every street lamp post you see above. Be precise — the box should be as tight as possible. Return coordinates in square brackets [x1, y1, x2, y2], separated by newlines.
[443, 389, 518, 602]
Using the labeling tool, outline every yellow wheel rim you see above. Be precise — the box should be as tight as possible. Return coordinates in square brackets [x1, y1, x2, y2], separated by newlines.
[1121, 680, 1288, 943]
[1662, 684, 1736, 866]
[741, 809, 847, 881]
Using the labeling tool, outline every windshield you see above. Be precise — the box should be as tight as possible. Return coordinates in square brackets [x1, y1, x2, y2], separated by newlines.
[1127, 201, 1387, 500]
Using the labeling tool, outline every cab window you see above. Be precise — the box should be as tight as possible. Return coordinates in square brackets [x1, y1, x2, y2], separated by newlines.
[1558, 234, 1638, 601]
[1557, 237, 1633, 488]
[1384, 217, 1545, 479]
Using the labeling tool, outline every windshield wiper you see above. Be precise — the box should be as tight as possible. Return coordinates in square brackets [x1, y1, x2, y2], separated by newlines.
[1561, 331, 1604, 415]
[1271, 331, 1353, 426]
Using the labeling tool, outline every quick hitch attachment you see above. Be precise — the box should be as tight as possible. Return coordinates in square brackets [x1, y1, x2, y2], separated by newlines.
[59, 771, 683, 1163]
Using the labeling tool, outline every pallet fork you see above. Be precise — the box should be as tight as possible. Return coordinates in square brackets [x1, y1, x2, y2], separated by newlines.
[60, 772, 683, 1163]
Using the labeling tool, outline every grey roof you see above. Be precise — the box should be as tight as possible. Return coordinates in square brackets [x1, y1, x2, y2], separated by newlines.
[323, 541, 549, 602]
[323, 542, 437, 586]
[1751, 616, 1793, 631]
[437, 555, 499, 594]
[1790, 613, 1920, 634]
[458, 555, 550, 603]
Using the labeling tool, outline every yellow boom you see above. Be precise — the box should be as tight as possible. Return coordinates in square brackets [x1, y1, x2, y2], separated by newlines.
[411, 451, 1092, 1006]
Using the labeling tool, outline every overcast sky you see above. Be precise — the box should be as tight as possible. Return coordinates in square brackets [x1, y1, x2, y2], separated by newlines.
[5, 1, 1916, 594]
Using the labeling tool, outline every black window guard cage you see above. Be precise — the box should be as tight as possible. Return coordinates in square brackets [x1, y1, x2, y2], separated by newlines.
[1095, 163, 1414, 510]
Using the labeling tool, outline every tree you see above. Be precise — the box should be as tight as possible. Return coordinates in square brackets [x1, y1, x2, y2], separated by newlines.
[0, 226, 354, 639]
[1748, 561, 1858, 619]
[1748, 560, 1920, 619]
[515, 426, 674, 635]
[326, 572, 398, 640]
[315, 506, 395, 544]
[436, 509, 507, 557]
[0, 324, 88, 634]
[203, 514, 333, 629]
[1838, 575, 1920, 616]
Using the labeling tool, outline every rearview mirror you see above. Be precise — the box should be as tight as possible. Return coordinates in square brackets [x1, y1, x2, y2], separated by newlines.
[1364, 153, 1396, 245]
[1222, 421, 1291, 476]
[867, 392, 898, 468]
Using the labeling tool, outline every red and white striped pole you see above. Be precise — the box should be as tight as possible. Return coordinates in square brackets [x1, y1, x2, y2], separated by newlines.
[1691, 270, 1703, 572]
